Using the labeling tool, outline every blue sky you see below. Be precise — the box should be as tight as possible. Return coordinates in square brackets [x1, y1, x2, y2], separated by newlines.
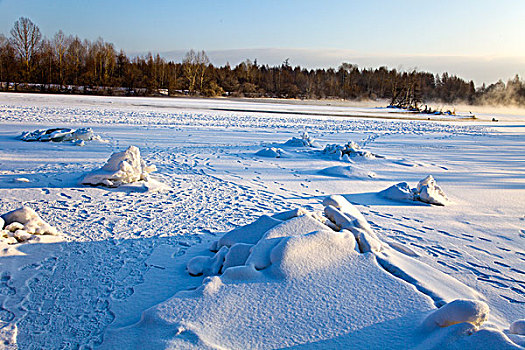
[1, 0, 524, 85]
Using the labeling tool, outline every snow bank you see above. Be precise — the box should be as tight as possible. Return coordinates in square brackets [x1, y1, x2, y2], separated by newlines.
[283, 132, 320, 147]
[380, 175, 449, 206]
[19, 127, 105, 145]
[255, 147, 285, 158]
[81, 146, 164, 189]
[1, 206, 58, 244]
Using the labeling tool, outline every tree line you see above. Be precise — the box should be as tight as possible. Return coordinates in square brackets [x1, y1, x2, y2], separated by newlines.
[1, 17, 524, 106]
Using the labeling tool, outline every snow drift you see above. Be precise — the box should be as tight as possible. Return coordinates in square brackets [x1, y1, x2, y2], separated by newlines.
[81, 146, 166, 191]
[380, 175, 449, 206]
[1, 206, 58, 244]
[103, 194, 521, 349]
[19, 127, 105, 145]
[101, 194, 522, 349]
[318, 165, 377, 179]
[255, 147, 285, 158]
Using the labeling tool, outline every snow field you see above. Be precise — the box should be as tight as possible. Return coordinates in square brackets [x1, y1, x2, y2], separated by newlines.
[0, 93, 523, 349]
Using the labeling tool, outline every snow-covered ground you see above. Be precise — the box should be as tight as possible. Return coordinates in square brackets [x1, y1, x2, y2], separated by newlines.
[0, 93, 524, 349]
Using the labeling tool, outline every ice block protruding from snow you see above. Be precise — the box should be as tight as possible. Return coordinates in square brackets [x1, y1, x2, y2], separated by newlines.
[416, 175, 449, 206]
[323, 195, 381, 253]
[19, 127, 105, 144]
[422, 299, 489, 330]
[322, 141, 377, 159]
[1, 206, 58, 244]
[379, 175, 449, 206]
[81, 146, 158, 188]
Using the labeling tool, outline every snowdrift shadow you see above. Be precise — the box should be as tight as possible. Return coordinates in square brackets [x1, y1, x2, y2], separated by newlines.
[0, 234, 207, 348]
[284, 312, 424, 350]
[345, 192, 431, 207]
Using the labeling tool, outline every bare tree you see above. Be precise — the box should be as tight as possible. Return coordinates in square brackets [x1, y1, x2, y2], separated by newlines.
[53, 30, 70, 87]
[183, 49, 210, 94]
[10, 17, 42, 77]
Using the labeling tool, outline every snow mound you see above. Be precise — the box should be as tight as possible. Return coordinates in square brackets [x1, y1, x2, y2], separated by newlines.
[379, 181, 415, 202]
[108, 194, 520, 349]
[1, 206, 58, 244]
[318, 165, 377, 179]
[380, 175, 449, 206]
[510, 319, 525, 335]
[112, 195, 518, 349]
[283, 132, 320, 147]
[190, 195, 386, 279]
[422, 299, 490, 329]
[322, 141, 379, 161]
[19, 127, 106, 145]
[81, 146, 165, 190]
[255, 147, 285, 158]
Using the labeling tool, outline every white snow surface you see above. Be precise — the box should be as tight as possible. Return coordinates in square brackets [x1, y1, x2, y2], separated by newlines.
[0, 93, 524, 349]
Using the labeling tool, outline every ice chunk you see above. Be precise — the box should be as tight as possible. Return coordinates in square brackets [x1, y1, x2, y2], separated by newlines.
[2, 206, 58, 236]
[416, 175, 448, 206]
[5, 222, 24, 232]
[221, 265, 262, 281]
[322, 195, 368, 225]
[422, 299, 489, 329]
[322, 141, 378, 159]
[379, 176, 449, 206]
[324, 203, 372, 234]
[81, 146, 159, 188]
[245, 237, 283, 270]
[355, 228, 382, 253]
[14, 230, 32, 242]
[19, 127, 104, 143]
